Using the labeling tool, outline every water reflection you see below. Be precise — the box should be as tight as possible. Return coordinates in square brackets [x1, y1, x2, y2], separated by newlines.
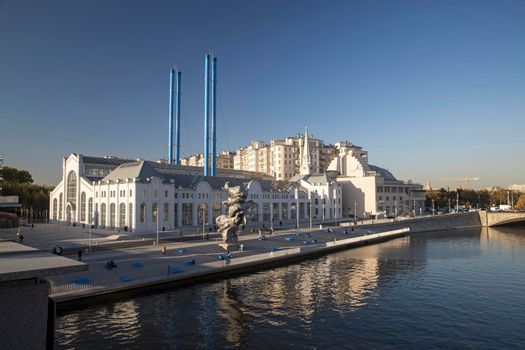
[57, 300, 141, 348]
[56, 226, 525, 349]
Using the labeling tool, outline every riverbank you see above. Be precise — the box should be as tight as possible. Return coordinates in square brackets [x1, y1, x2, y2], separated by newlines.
[50, 212, 481, 309]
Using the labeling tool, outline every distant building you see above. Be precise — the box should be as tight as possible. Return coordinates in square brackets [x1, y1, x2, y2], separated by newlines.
[509, 184, 525, 193]
[326, 141, 426, 218]
[186, 131, 338, 181]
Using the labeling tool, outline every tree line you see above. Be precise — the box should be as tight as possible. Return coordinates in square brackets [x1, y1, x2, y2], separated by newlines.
[426, 188, 525, 210]
[1, 166, 52, 219]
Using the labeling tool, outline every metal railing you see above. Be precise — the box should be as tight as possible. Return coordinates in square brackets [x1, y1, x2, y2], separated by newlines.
[49, 280, 97, 296]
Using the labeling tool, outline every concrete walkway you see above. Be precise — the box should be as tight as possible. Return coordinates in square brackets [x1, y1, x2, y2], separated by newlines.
[48, 225, 406, 303]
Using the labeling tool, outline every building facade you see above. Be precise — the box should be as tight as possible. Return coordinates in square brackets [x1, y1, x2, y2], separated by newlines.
[49, 154, 340, 233]
[49, 132, 425, 232]
[230, 132, 337, 181]
[327, 141, 426, 218]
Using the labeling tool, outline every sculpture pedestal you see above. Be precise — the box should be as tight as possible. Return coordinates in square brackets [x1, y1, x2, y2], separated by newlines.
[219, 242, 239, 251]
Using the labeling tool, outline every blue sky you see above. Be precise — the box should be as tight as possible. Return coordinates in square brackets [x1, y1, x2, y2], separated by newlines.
[1, 0, 524, 188]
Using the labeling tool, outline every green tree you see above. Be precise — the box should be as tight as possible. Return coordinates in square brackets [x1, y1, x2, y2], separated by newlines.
[1, 166, 51, 217]
[515, 194, 525, 210]
[1, 166, 33, 184]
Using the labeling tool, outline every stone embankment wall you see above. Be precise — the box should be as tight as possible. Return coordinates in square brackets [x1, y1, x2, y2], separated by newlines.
[352, 212, 481, 233]
[478, 211, 525, 227]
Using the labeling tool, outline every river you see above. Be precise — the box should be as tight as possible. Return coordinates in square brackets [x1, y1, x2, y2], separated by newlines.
[55, 226, 525, 349]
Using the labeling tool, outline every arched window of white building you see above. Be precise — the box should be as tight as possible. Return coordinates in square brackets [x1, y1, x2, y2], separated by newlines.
[53, 198, 57, 220]
[251, 202, 259, 222]
[152, 203, 158, 222]
[198, 203, 208, 225]
[128, 203, 133, 228]
[140, 203, 146, 223]
[88, 198, 93, 223]
[59, 193, 63, 220]
[101, 203, 106, 227]
[67, 171, 77, 206]
[119, 203, 126, 228]
[80, 192, 86, 222]
[163, 203, 169, 222]
[110, 203, 116, 227]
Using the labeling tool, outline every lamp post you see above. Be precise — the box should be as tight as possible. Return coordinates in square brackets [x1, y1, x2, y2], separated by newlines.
[394, 200, 398, 219]
[309, 192, 313, 230]
[201, 204, 206, 239]
[478, 194, 481, 209]
[156, 206, 159, 246]
[270, 201, 274, 231]
[431, 199, 435, 216]
[295, 188, 299, 229]
[354, 201, 357, 225]
[89, 216, 93, 254]
[456, 190, 459, 213]
[322, 201, 325, 225]
[448, 198, 451, 214]
[321, 189, 325, 225]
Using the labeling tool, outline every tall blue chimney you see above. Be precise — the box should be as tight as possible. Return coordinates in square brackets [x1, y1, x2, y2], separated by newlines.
[168, 68, 175, 164]
[204, 54, 211, 176]
[211, 57, 217, 176]
[175, 70, 181, 165]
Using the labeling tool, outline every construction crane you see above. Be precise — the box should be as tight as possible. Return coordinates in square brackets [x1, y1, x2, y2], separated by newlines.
[440, 177, 480, 190]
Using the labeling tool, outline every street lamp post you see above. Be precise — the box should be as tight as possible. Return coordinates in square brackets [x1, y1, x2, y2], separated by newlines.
[309, 192, 313, 230]
[295, 188, 299, 229]
[448, 198, 451, 214]
[156, 207, 159, 246]
[394, 200, 398, 219]
[270, 202, 274, 231]
[354, 201, 357, 225]
[432, 199, 435, 216]
[202, 205, 207, 239]
[478, 194, 481, 209]
[456, 191, 459, 213]
[321, 190, 325, 226]
[89, 216, 93, 254]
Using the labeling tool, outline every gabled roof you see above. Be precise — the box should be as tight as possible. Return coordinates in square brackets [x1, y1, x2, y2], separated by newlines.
[290, 173, 334, 185]
[101, 160, 294, 192]
[81, 155, 136, 166]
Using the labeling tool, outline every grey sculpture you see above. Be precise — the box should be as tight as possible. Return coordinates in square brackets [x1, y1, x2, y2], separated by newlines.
[216, 182, 254, 250]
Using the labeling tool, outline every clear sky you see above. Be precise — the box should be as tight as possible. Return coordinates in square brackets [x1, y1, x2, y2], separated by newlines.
[1, 0, 524, 188]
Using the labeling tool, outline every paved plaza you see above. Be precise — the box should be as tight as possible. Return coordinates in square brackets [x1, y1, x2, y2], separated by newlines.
[0, 222, 410, 302]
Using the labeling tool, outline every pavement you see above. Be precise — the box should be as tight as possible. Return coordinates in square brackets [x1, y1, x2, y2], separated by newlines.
[0, 221, 406, 302]
[45, 225, 386, 299]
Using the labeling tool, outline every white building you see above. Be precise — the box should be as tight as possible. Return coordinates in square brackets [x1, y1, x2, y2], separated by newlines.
[327, 141, 426, 218]
[49, 132, 425, 232]
[49, 154, 324, 233]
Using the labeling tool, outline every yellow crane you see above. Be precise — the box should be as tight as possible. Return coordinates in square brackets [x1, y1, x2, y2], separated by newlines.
[440, 177, 480, 190]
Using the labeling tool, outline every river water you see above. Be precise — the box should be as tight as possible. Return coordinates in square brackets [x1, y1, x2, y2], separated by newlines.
[55, 226, 525, 349]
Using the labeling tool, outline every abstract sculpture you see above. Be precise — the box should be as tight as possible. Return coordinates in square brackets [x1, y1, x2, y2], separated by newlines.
[216, 182, 254, 250]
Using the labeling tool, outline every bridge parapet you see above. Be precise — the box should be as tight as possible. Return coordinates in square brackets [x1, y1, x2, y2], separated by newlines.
[479, 211, 525, 227]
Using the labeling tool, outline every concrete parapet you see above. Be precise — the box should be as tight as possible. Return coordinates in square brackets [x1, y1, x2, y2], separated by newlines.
[478, 211, 525, 227]
[345, 212, 481, 233]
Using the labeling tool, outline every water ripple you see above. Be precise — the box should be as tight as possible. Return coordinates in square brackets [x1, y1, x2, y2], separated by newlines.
[56, 226, 525, 349]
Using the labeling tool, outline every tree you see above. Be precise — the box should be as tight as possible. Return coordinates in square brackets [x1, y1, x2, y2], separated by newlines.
[1, 166, 51, 217]
[1, 166, 33, 184]
[515, 194, 525, 210]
